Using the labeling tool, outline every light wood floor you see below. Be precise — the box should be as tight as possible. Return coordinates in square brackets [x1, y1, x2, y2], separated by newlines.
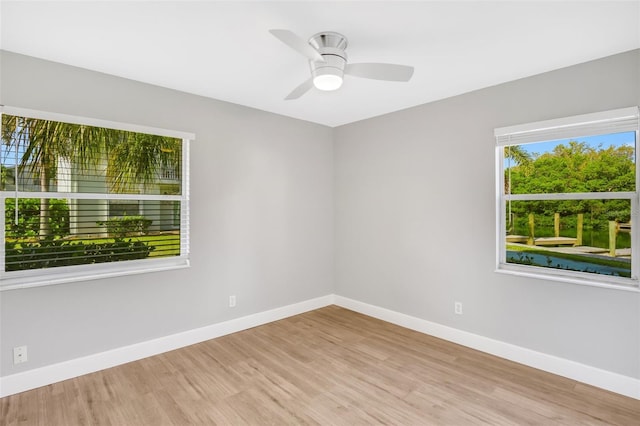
[1, 306, 638, 425]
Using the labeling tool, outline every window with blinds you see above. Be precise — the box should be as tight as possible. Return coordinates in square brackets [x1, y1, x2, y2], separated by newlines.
[495, 107, 639, 289]
[1, 107, 193, 290]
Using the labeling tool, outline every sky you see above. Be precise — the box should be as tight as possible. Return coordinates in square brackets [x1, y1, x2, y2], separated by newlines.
[519, 131, 636, 157]
[504, 131, 636, 168]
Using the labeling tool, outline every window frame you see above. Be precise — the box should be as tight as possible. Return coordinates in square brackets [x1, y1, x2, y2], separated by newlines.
[0, 106, 194, 290]
[495, 107, 640, 291]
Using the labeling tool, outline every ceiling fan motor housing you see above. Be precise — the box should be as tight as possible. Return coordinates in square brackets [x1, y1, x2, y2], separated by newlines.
[308, 32, 348, 89]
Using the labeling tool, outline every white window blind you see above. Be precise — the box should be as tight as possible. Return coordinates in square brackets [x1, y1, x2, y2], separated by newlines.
[495, 107, 639, 146]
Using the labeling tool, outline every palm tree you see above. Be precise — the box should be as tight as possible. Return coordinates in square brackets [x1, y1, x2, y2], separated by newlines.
[0, 165, 12, 190]
[504, 145, 532, 168]
[106, 130, 181, 194]
[504, 145, 532, 233]
[504, 145, 533, 190]
[2, 114, 180, 239]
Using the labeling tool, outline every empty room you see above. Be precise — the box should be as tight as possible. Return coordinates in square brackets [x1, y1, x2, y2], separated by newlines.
[1, 1, 639, 424]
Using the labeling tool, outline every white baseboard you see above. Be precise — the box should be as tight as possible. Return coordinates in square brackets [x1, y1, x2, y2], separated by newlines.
[334, 295, 640, 400]
[0, 294, 335, 398]
[3, 294, 638, 400]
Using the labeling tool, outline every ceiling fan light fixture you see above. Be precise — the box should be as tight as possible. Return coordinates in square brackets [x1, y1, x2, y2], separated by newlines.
[312, 68, 343, 91]
[313, 74, 343, 91]
[270, 29, 414, 100]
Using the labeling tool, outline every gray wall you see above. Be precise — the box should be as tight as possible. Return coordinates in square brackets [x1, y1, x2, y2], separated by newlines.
[2, 49, 639, 382]
[0, 51, 334, 375]
[334, 49, 640, 378]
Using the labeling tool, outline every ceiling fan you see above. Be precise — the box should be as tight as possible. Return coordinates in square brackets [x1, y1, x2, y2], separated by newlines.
[269, 29, 415, 100]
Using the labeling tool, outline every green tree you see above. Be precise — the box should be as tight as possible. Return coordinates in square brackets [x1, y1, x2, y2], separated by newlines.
[2, 117, 102, 237]
[505, 141, 635, 231]
[504, 145, 532, 168]
[504, 145, 532, 230]
[5, 198, 70, 238]
[0, 165, 11, 190]
[1, 114, 181, 238]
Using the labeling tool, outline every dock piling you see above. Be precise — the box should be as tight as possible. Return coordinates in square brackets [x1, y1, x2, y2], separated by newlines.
[527, 213, 535, 245]
[575, 213, 583, 246]
[609, 221, 618, 257]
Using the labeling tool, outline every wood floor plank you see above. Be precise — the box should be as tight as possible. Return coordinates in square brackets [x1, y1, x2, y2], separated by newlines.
[1, 306, 638, 425]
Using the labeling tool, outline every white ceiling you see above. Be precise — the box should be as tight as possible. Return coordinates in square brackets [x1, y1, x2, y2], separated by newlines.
[1, 1, 639, 127]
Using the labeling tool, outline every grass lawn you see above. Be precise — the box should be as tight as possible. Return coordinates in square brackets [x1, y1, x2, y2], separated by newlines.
[7, 234, 181, 257]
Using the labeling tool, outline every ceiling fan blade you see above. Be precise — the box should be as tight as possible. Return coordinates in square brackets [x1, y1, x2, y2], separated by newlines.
[269, 29, 325, 63]
[345, 63, 414, 82]
[285, 78, 314, 100]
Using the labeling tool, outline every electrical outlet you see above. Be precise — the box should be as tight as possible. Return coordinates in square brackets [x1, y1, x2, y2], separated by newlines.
[13, 346, 28, 364]
[454, 302, 463, 315]
[229, 295, 236, 308]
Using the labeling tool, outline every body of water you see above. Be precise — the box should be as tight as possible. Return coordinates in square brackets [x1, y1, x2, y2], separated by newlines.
[506, 251, 631, 277]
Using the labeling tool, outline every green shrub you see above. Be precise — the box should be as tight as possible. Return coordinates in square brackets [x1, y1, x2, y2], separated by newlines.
[5, 238, 155, 271]
[4, 198, 70, 238]
[96, 216, 152, 237]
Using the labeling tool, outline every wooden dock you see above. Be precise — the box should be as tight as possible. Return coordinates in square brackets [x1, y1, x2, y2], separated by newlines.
[506, 235, 528, 244]
[507, 213, 629, 257]
[618, 222, 631, 232]
[533, 237, 577, 246]
[506, 235, 577, 246]
[506, 241, 631, 259]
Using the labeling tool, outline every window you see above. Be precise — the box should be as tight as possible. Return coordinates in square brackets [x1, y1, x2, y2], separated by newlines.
[495, 107, 639, 289]
[109, 200, 140, 217]
[1, 107, 193, 289]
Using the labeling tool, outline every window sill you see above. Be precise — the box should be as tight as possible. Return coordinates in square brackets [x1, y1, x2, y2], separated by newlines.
[0, 257, 190, 291]
[495, 263, 640, 293]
